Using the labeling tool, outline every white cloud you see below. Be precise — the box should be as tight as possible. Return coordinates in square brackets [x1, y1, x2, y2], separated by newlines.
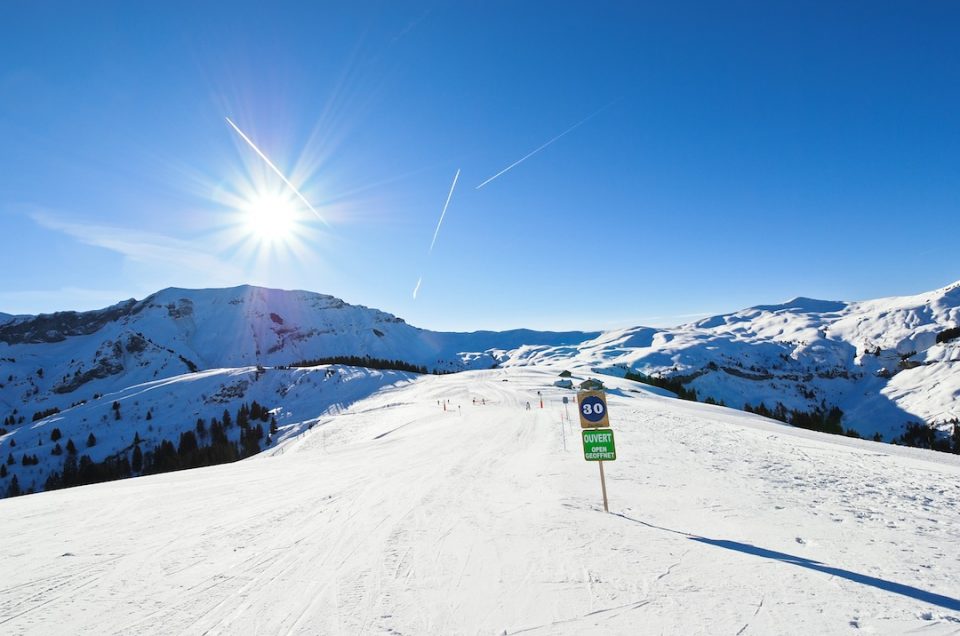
[31, 212, 242, 283]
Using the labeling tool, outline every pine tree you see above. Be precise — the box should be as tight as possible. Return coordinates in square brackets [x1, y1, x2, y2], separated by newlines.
[210, 419, 227, 445]
[773, 402, 788, 422]
[78, 455, 96, 485]
[0, 463, 6, 478]
[66, 439, 77, 455]
[51, 428, 62, 442]
[222, 409, 232, 428]
[132, 445, 143, 473]
[44, 470, 62, 491]
[7, 474, 20, 497]
[177, 430, 198, 457]
[237, 405, 249, 429]
[269, 416, 278, 436]
[6, 453, 13, 465]
[146, 410, 152, 421]
[62, 454, 78, 487]
[87, 432, 97, 448]
[52, 442, 63, 456]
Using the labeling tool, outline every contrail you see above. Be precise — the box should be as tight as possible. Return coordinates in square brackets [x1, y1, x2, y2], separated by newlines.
[414, 168, 460, 301]
[429, 169, 460, 254]
[475, 101, 617, 190]
[225, 117, 326, 225]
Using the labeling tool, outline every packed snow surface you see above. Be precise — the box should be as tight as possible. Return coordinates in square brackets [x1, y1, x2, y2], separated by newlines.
[2, 368, 959, 634]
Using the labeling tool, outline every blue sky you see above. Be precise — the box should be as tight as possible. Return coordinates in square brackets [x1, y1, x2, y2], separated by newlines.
[1, 2, 958, 331]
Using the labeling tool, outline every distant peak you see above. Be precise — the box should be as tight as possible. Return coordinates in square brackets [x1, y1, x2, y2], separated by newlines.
[936, 279, 960, 296]
[751, 297, 847, 314]
[147, 285, 342, 304]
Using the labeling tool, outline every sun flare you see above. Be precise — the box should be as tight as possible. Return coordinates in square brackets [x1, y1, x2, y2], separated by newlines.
[242, 192, 299, 243]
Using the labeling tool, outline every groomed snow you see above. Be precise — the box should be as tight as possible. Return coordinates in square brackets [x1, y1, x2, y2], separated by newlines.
[1, 368, 959, 634]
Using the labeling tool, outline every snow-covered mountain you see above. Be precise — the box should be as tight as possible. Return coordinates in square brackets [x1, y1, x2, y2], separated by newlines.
[1, 281, 958, 498]
[0, 286, 596, 497]
[0, 284, 595, 413]
[504, 280, 960, 439]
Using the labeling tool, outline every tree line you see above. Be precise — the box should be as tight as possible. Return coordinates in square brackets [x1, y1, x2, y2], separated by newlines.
[4, 400, 277, 498]
[623, 367, 960, 453]
[288, 355, 428, 375]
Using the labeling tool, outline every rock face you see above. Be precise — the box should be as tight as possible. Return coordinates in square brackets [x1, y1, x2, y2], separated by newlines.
[0, 300, 138, 344]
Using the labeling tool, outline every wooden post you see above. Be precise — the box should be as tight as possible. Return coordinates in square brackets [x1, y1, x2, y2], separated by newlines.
[598, 460, 609, 513]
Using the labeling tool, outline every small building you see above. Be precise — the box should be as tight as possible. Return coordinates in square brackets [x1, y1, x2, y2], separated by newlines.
[579, 378, 604, 390]
[554, 379, 573, 389]
[558, 370, 572, 378]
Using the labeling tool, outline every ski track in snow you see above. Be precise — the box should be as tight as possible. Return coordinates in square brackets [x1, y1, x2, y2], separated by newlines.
[1, 368, 960, 634]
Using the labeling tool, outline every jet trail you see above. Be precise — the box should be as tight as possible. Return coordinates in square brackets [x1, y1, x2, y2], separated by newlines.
[413, 168, 460, 301]
[429, 169, 460, 254]
[475, 102, 616, 190]
[225, 117, 326, 225]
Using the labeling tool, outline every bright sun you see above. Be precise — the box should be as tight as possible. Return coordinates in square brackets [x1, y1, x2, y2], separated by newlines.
[242, 192, 299, 242]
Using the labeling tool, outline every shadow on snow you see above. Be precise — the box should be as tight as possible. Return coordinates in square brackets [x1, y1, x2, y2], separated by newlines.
[613, 513, 960, 612]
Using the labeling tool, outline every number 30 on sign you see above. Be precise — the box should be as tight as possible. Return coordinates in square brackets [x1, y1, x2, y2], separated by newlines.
[577, 390, 610, 428]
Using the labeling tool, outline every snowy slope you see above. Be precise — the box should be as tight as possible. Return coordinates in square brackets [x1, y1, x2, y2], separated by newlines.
[0, 365, 418, 497]
[1, 368, 958, 634]
[0, 286, 595, 498]
[0, 284, 595, 419]
[506, 281, 960, 438]
[2, 280, 958, 499]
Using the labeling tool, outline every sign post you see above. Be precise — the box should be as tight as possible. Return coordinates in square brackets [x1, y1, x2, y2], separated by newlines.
[577, 390, 615, 512]
[562, 396, 570, 450]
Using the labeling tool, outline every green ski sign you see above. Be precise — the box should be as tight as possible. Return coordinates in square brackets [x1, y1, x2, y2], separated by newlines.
[582, 428, 616, 461]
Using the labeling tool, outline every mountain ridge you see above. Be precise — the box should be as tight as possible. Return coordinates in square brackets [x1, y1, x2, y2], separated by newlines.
[1, 280, 958, 498]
